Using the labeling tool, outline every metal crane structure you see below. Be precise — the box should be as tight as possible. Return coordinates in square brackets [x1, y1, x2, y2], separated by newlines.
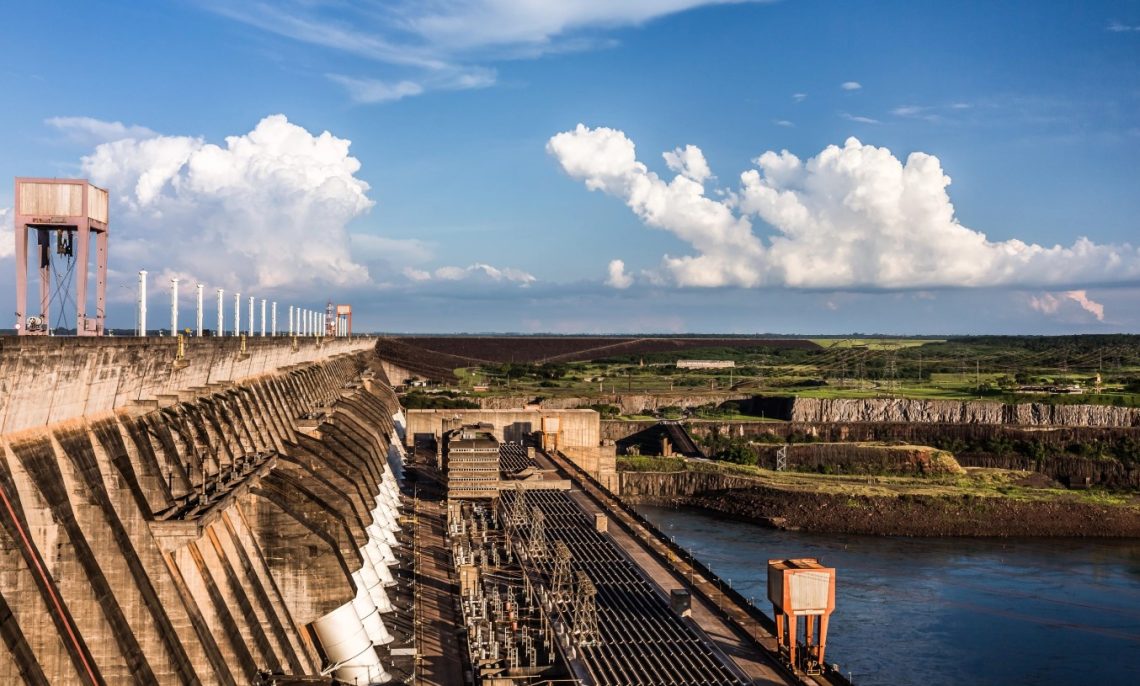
[13, 178, 109, 336]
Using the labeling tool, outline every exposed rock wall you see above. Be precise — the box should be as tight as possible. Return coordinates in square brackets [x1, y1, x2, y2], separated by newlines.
[477, 392, 751, 415]
[619, 470, 756, 500]
[609, 420, 1140, 488]
[0, 347, 406, 683]
[750, 444, 965, 476]
[787, 397, 1140, 427]
[487, 394, 1140, 427]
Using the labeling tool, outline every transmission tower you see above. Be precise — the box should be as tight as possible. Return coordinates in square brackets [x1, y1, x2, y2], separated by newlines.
[507, 483, 528, 528]
[572, 571, 599, 645]
[528, 507, 547, 559]
[550, 541, 573, 604]
[885, 352, 898, 393]
[776, 445, 788, 472]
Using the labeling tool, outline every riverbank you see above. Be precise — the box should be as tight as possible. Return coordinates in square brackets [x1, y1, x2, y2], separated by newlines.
[677, 486, 1140, 537]
[619, 458, 1140, 537]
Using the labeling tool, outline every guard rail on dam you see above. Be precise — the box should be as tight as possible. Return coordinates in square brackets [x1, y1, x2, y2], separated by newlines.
[0, 336, 420, 684]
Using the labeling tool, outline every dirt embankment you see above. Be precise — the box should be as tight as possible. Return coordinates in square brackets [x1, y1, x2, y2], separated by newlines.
[680, 487, 1140, 537]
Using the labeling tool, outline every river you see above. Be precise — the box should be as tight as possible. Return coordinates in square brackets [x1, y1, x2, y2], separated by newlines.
[637, 504, 1140, 686]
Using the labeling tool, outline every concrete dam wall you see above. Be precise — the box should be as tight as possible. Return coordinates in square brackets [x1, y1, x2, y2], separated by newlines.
[0, 336, 377, 433]
[0, 338, 410, 684]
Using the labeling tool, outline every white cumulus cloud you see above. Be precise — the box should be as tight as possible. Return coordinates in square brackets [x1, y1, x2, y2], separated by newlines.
[82, 114, 373, 291]
[1066, 290, 1105, 320]
[402, 267, 433, 282]
[405, 263, 536, 285]
[606, 259, 634, 289]
[0, 207, 13, 259]
[548, 124, 1140, 291]
[1029, 291, 1105, 321]
[841, 81, 862, 91]
[662, 145, 712, 184]
[1028, 293, 1063, 315]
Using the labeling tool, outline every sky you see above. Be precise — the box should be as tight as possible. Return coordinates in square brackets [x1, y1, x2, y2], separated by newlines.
[1, 0, 1138, 334]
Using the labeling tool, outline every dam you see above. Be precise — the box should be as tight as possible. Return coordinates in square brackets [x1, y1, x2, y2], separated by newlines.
[0, 334, 850, 685]
[0, 335, 408, 684]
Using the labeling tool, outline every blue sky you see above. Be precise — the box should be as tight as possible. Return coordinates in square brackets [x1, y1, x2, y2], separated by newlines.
[1, 0, 1138, 333]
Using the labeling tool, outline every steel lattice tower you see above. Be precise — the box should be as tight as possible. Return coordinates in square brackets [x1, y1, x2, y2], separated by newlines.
[507, 484, 529, 528]
[550, 541, 573, 604]
[528, 507, 547, 559]
[572, 571, 599, 645]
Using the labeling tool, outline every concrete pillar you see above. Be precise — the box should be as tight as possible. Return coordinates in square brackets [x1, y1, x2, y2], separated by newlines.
[234, 292, 241, 337]
[196, 283, 204, 337]
[137, 270, 147, 336]
[247, 296, 254, 337]
[216, 288, 224, 337]
[170, 278, 179, 336]
[260, 299, 267, 337]
[271, 302, 277, 336]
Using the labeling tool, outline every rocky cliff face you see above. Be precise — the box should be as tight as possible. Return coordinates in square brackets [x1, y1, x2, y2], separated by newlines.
[488, 394, 1140, 428]
[478, 392, 751, 415]
[788, 397, 1140, 427]
[619, 470, 756, 499]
